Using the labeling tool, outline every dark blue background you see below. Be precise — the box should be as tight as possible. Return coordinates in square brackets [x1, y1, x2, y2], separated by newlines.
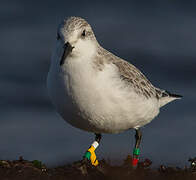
[0, 0, 195, 167]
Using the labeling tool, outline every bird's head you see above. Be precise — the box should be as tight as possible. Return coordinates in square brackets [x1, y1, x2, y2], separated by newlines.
[57, 17, 98, 65]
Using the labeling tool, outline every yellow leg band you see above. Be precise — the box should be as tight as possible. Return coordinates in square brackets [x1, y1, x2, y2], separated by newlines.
[87, 146, 99, 166]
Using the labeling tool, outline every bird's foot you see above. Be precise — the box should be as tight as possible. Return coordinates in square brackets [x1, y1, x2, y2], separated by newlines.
[74, 158, 106, 176]
[73, 145, 99, 175]
[73, 158, 91, 175]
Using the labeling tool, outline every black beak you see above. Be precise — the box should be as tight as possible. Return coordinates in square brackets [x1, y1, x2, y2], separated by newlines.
[60, 42, 74, 66]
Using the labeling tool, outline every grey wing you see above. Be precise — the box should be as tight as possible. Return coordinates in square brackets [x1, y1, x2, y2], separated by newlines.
[113, 59, 183, 100]
[99, 47, 182, 100]
[112, 59, 158, 99]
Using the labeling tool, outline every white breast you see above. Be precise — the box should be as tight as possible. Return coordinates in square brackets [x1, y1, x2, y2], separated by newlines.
[47, 43, 160, 134]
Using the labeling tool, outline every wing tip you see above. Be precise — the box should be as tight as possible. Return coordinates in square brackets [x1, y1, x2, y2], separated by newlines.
[165, 90, 183, 98]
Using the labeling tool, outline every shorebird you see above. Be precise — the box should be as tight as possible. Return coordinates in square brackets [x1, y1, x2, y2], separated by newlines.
[47, 17, 182, 167]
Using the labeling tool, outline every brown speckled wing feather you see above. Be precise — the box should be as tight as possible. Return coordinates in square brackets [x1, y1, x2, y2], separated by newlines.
[112, 59, 158, 99]
[95, 47, 163, 99]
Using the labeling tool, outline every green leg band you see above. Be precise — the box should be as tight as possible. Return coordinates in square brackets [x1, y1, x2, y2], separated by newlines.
[133, 148, 140, 155]
[84, 151, 91, 160]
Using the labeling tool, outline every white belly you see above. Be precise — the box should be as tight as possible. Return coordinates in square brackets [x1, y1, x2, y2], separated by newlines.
[47, 56, 160, 134]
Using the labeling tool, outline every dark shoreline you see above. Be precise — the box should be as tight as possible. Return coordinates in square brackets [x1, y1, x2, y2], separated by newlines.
[0, 156, 195, 180]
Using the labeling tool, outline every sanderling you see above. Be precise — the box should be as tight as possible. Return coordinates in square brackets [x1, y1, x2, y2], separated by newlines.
[47, 17, 182, 167]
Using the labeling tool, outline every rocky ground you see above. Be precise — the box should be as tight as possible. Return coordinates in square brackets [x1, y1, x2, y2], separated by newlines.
[0, 156, 196, 180]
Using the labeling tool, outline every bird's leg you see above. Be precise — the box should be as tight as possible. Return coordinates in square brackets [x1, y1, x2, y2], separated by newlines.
[83, 133, 102, 166]
[132, 129, 142, 167]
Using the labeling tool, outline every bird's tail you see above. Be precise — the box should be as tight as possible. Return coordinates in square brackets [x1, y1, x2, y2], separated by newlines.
[156, 89, 182, 108]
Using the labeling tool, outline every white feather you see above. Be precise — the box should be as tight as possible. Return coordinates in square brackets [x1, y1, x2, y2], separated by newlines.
[159, 96, 180, 108]
[47, 39, 160, 134]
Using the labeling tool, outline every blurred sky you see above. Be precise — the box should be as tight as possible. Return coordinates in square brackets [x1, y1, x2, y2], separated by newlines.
[0, 0, 195, 167]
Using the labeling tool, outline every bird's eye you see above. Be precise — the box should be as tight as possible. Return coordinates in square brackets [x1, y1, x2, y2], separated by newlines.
[57, 32, 60, 40]
[81, 30, 86, 37]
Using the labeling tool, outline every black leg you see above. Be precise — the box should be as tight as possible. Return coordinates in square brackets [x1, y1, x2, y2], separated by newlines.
[132, 129, 142, 167]
[95, 133, 102, 143]
[135, 129, 142, 148]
